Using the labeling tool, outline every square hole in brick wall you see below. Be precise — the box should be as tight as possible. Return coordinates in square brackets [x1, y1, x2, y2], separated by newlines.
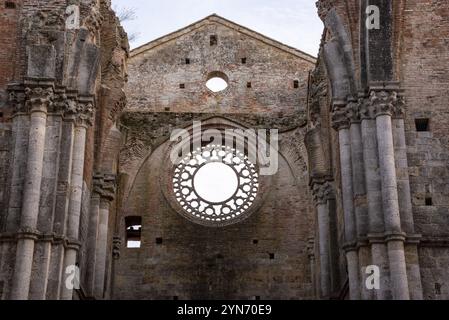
[179, 83, 185, 89]
[246, 82, 252, 88]
[252, 239, 258, 244]
[269, 253, 275, 260]
[415, 118, 430, 132]
[294, 80, 299, 88]
[425, 197, 433, 206]
[156, 237, 163, 245]
[210, 35, 217, 46]
[241, 57, 247, 64]
[5, 1, 16, 9]
[164, 107, 170, 112]
[185, 58, 190, 65]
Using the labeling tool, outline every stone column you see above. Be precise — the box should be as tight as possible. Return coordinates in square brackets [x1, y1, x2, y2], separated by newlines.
[391, 96, 423, 300]
[85, 175, 103, 297]
[5, 85, 28, 232]
[331, 102, 360, 300]
[306, 238, 317, 298]
[60, 96, 94, 300]
[347, 100, 372, 299]
[370, 88, 410, 300]
[10, 83, 54, 300]
[94, 174, 116, 299]
[312, 182, 331, 298]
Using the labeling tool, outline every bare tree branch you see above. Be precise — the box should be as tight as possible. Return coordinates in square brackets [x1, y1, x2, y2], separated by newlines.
[113, 6, 137, 23]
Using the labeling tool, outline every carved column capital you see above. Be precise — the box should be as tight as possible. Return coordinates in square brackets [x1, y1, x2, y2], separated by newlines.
[75, 96, 95, 127]
[369, 89, 405, 118]
[312, 181, 335, 205]
[8, 85, 26, 114]
[331, 103, 350, 130]
[24, 86, 54, 113]
[93, 173, 117, 202]
[346, 100, 361, 123]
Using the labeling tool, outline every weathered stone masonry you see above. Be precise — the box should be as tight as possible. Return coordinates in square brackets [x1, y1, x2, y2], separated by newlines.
[0, 0, 128, 300]
[1, 0, 449, 300]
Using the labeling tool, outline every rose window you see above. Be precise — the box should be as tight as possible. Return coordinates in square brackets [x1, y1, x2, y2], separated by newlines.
[172, 144, 259, 226]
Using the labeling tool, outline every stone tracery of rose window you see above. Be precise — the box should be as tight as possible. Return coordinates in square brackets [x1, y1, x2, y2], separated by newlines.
[172, 144, 259, 226]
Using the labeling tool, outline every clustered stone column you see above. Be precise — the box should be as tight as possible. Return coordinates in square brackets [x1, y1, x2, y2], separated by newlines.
[329, 84, 422, 300]
[359, 92, 391, 299]
[10, 79, 54, 300]
[83, 173, 116, 299]
[331, 102, 361, 300]
[60, 96, 94, 300]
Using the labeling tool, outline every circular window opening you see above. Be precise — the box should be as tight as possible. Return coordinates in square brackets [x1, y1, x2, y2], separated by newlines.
[194, 162, 238, 203]
[172, 144, 259, 226]
[206, 71, 229, 93]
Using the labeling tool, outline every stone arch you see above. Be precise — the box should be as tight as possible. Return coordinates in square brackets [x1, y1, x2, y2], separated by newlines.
[320, 8, 357, 102]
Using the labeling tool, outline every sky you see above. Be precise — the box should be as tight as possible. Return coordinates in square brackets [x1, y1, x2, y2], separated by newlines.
[111, 0, 323, 57]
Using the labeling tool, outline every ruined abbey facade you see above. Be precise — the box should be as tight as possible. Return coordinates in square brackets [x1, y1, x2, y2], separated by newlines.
[0, 0, 448, 300]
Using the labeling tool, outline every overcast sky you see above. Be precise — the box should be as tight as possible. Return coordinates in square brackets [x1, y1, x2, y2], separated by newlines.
[111, 0, 323, 57]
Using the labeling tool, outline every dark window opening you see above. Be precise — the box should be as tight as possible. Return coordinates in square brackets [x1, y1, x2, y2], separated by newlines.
[252, 239, 258, 244]
[415, 118, 430, 132]
[425, 197, 433, 206]
[185, 58, 190, 65]
[0, 112, 3, 118]
[269, 253, 275, 260]
[241, 57, 247, 64]
[125, 216, 142, 248]
[5, 2, 16, 9]
[210, 35, 217, 46]
[156, 237, 163, 245]
[255, 296, 261, 300]
[294, 80, 299, 88]
[246, 82, 252, 88]
[173, 296, 179, 300]
[179, 83, 185, 89]
[164, 107, 170, 112]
